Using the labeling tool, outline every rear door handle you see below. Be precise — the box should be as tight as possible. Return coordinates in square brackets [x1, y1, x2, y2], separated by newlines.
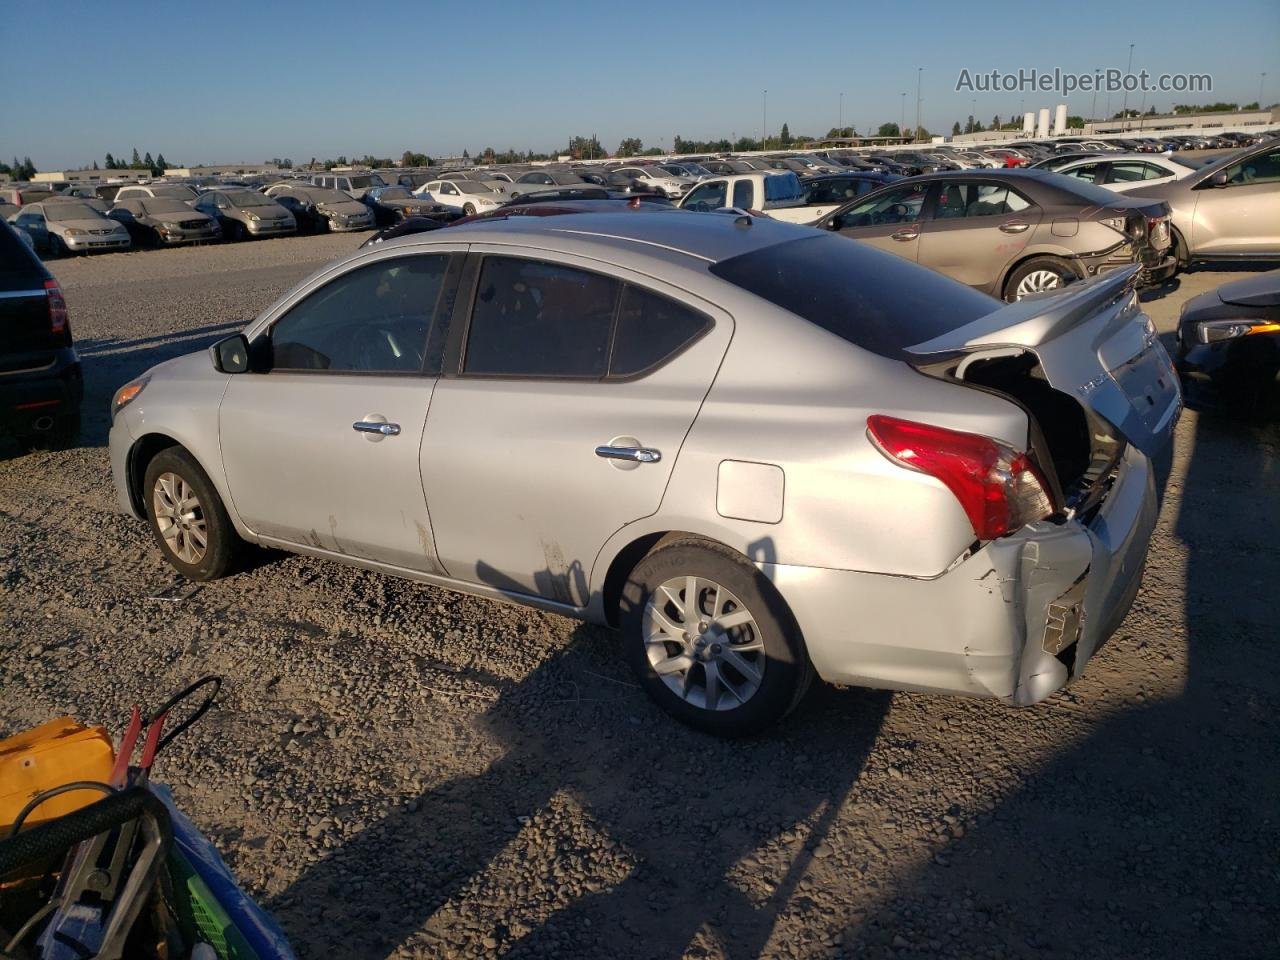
[353, 420, 401, 436]
[595, 445, 661, 463]
[999, 221, 1030, 234]
[890, 229, 919, 241]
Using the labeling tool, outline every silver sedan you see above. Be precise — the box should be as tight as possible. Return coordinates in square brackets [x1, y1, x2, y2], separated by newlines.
[108, 213, 1179, 735]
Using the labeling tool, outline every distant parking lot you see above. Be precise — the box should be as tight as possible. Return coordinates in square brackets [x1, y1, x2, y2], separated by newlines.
[0, 235, 1276, 959]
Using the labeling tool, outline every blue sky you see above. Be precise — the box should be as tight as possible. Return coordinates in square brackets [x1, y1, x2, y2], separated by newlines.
[2, 0, 1277, 169]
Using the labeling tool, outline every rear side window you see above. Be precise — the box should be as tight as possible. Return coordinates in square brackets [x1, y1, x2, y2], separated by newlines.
[732, 180, 753, 208]
[709, 234, 997, 359]
[464, 258, 621, 378]
[611, 286, 711, 377]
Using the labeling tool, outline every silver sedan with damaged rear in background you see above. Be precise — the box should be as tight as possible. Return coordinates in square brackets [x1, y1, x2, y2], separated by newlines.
[107, 213, 1178, 735]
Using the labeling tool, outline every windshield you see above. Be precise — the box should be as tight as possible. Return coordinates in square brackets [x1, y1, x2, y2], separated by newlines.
[349, 175, 386, 189]
[710, 234, 996, 360]
[46, 202, 102, 221]
[457, 181, 497, 194]
[379, 187, 412, 200]
[548, 172, 586, 185]
[140, 198, 192, 214]
[660, 165, 689, 178]
[228, 192, 274, 208]
[306, 189, 353, 204]
[153, 185, 197, 200]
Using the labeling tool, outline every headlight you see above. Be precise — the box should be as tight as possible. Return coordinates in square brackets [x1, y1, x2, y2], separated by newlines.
[246, 211, 260, 221]
[64, 228, 86, 236]
[111, 375, 150, 420]
[1197, 320, 1280, 344]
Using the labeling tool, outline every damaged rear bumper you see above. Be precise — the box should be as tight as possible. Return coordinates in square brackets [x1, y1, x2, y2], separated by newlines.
[761, 443, 1157, 704]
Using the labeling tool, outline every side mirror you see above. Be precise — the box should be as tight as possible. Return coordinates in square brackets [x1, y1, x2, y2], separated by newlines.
[210, 333, 250, 374]
[1208, 170, 1229, 188]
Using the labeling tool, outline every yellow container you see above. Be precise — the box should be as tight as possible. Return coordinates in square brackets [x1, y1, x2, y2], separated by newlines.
[0, 717, 115, 832]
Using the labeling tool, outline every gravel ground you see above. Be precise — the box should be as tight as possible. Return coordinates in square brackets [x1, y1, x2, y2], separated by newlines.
[1, 235, 1277, 960]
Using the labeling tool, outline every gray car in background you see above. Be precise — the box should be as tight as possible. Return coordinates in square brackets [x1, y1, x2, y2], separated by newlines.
[264, 184, 375, 232]
[815, 169, 1176, 300]
[1125, 139, 1280, 268]
[108, 213, 1177, 735]
[192, 189, 296, 241]
[107, 197, 221, 246]
[9, 200, 131, 255]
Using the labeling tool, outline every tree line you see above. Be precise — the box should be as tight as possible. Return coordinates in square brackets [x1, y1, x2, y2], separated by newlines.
[101, 148, 176, 176]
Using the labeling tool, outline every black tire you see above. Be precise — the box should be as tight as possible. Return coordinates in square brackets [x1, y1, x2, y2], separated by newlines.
[143, 447, 240, 581]
[1171, 227, 1191, 271]
[1003, 256, 1077, 302]
[229, 221, 246, 242]
[463, 203, 476, 216]
[47, 234, 67, 258]
[45, 411, 80, 450]
[621, 538, 813, 736]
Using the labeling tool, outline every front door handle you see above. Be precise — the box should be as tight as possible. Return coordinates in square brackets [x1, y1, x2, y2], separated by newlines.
[595, 445, 661, 464]
[353, 420, 401, 437]
[999, 220, 1031, 234]
[890, 229, 919, 241]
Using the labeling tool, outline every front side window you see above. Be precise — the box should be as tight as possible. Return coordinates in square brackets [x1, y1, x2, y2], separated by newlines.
[1063, 161, 1104, 183]
[1225, 148, 1280, 185]
[832, 182, 928, 228]
[683, 180, 728, 211]
[463, 258, 620, 378]
[270, 255, 449, 374]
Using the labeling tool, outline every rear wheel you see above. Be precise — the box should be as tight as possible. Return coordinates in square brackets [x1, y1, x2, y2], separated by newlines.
[622, 539, 812, 736]
[1004, 256, 1076, 301]
[143, 447, 240, 581]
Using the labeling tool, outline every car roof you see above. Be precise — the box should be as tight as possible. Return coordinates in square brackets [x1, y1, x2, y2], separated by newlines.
[384, 209, 809, 266]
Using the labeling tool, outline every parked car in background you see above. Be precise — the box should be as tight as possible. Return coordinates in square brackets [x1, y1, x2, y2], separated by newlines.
[800, 172, 903, 218]
[364, 185, 455, 226]
[678, 172, 810, 221]
[9, 201, 132, 256]
[108, 212, 1177, 735]
[511, 169, 593, 193]
[1126, 139, 1280, 269]
[264, 184, 375, 232]
[193, 189, 296, 241]
[1175, 269, 1280, 416]
[660, 161, 713, 180]
[434, 170, 517, 195]
[107, 197, 222, 246]
[0, 202, 18, 222]
[702, 159, 755, 175]
[814, 169, 1175, 300]
[1029, 151, 1105, 172]
[1052, 153, 1199, 194]
[0, 186, 55, 208]
[413, 179, 504, 217]
[610, 165, 693, 199]
[0, 221, 81, 448]
[310, 172, 388, 200]
[114, 183, 200, 205]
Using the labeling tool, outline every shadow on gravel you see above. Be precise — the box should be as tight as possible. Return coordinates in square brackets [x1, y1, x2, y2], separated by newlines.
[270, 564, 892, 959]
[832, 414, 1280, 959]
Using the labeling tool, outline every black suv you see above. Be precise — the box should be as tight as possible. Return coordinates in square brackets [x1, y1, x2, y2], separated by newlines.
[1, 221, 81, 448]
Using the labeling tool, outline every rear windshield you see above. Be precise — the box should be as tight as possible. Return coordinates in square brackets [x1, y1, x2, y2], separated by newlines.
[763, 173, 803, 203]
[709, 234, 997, 359]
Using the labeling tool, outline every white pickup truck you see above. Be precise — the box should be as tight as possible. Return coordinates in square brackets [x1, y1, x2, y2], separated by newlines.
[676, 171, 827, 224]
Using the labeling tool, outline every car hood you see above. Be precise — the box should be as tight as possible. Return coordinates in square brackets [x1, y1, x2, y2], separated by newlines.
[1215, 269, 1280, 308]
[53, 218, 119, 231]
[235, 205, 290, 219]
[317, 200, 369, 215]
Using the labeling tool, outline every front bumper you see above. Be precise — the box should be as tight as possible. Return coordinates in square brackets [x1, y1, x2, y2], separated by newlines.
[159, 227, 221, 245]
[246, 220, 295, 235]
[0, 349, 82, 438]
[1176, 333, 1280, 414]
[64, 233, 129, 252]
[328, 216, 374, 232]
[763, 443, 1157, 704]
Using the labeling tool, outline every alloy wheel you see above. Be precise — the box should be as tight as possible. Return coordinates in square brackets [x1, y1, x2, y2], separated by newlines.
[642, 576, 766, 711]
[152, 472, 208, 565]
[1015, 269, 1063, 298]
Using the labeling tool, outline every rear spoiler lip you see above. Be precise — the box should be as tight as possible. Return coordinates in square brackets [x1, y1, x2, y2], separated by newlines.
[906, 265, 1142, 357]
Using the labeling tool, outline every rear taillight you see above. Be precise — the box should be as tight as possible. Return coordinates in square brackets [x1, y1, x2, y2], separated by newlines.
[45, 279, 68, 337]
[866, 415, 1055, 541]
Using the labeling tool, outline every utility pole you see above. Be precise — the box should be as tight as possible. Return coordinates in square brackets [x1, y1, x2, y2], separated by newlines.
[900, 92, 906, 137]
[762, 90, 768, 149]
[839, 91, 844, 133]
[1121, 43, 1134, 130]
[1262, 72, 1268, 106]
[1091, 68, 1099, 121]
[915, 67, 923, 142]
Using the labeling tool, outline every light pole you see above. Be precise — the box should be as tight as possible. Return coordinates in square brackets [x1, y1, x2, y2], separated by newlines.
[1261, 72, 1268, 106]
[1091, 68, 1099, 121]
[1121, 42, 1134, 130]
[762, 90, 767, 149]
[915, 66, 923, 141]
[839, 91, 844, 134]
[970, 97, 976, 133]
[900, 92, 906, 138]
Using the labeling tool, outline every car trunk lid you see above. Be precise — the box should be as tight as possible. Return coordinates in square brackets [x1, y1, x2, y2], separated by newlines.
[907, 266, 1181, 461]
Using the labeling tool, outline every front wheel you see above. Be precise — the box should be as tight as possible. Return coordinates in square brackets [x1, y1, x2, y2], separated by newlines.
[622, 539, 812, 736]
[462, 203, 476, 216]
[1004, 256, 1076, 302]
[143, 447, 240, 581]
